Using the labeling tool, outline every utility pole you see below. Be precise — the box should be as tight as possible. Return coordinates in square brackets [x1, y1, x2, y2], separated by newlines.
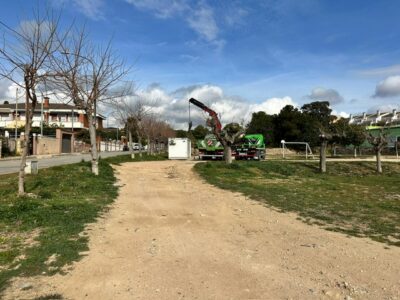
[40, 98, 44, 136]
[71, 107, 74, 133]
[15, 88, 18, 139]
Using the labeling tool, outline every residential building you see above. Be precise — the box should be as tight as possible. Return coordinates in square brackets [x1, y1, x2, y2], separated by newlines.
[0, 97, 105, 132]
[349, 109, 399, 126]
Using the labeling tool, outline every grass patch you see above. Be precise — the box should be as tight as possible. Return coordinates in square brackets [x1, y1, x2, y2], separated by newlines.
[0, 153, 166, 291]
[194, 160, 400, 246]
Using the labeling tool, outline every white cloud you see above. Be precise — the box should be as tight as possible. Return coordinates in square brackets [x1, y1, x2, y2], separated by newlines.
[331, 110, 349, 118]
[125, 0, 188, 18]
[261, 0, 320, 17]
[250, 97, 297, 115]
[307, 87, 344, 104]
[187, 4, 218, 42]
[373, 75, 400, 98]
[357, 64, 400, 77]
[0, 79, 12, 99]
[108, 84, 296, 129]
[125, 0, 226, 47]
[0, 80, 23, 100]
[223, 6, 248, 27]
[75, 0, 105, 20]
[367, 103, 400, 114]
[51, 0, 105, 20]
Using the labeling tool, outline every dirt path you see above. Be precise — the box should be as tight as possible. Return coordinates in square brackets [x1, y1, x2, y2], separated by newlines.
[4, 160, 400, 299]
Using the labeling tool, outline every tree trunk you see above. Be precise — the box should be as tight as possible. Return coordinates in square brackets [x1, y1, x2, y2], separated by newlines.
[224, 145, 233, 164]
[137, 130, 142, 157]
[376, 150, 382, 173]
[128, 129, 135, 159]
[319, 140, 327, 173]
[353, 146, 357, 158]
[18, 133, 29, 195]
[88, 113, 99, 175]
[18, 92, 33, 195]
[147, 136, 151, 155]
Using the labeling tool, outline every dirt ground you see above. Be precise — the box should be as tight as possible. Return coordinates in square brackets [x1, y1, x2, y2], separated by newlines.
[3, 160, 400, 300]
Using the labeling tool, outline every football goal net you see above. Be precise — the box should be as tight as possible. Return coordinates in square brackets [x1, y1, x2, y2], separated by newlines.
[281, 140, 314, 159]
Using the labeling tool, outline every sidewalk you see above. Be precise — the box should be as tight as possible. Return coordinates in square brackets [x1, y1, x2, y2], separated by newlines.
[0, 152, 86, 162]
[0, 151, 127, 175]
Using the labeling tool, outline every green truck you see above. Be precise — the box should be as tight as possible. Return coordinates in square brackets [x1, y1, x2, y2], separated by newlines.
[196, 133, 266, 160]
[233, 134, 266, 160]
[196, 134, 224, 160]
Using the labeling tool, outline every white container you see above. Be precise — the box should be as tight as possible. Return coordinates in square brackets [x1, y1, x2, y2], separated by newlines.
[25, 160, 38, 175]
[168, 138, 191, 160]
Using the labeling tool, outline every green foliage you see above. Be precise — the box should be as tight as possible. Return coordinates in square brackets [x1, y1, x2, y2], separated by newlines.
[26, 124, 61, 136]
[195, 161, 400, 246]
[274, 105, 303, 141]
[331, 119, 366, 147]
[246, 111, 275, 146]
[301, 101, 333, 148]
[222, 122, 243, 136]
[1, 139, 11, 157]
[347, 125, 367, 147]
[301, 101, 332, 129]
[75, 128, 122, 144]
[175, 129, 188, 138]
[191, 125, 209, 141]
[97, 128, 121, 141]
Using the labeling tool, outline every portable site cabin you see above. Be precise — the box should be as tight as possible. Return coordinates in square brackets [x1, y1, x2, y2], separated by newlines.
[168, 138, 191, 160]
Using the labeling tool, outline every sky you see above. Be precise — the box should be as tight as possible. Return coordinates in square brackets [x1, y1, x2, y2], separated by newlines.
[0, 0, 400, 128]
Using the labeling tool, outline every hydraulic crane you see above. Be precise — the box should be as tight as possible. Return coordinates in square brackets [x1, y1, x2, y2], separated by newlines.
[188, 97, 266, 161]
[189, 98, 224, 160]
[188, 98, 222, 134]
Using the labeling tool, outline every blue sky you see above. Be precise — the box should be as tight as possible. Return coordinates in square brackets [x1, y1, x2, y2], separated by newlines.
[1, 0, 400, 127]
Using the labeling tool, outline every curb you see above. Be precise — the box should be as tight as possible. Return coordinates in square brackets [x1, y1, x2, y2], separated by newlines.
[0, 152, 89, 162]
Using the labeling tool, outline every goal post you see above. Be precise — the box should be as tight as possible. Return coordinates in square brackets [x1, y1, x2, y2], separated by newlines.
[281, 140, 314, 159]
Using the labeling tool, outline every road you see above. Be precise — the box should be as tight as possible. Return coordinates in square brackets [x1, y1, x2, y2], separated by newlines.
[0, 151, 129, 175]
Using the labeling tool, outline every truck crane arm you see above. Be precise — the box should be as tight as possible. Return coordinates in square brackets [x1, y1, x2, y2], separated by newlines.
[189, 98, 222, 132]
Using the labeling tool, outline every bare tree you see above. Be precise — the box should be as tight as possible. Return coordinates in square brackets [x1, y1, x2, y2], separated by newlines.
[140, 114, 174, 155]
[0, 10, 63, 195]
[156, 120, 175, 152]
[112, 95, 152, 158]
[367, 129, 388, 173]
[142, 114, 158, 155]
[51, 28, 129, 175]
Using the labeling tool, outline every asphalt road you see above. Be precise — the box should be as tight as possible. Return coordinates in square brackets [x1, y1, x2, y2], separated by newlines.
[0, 151, 129, 175]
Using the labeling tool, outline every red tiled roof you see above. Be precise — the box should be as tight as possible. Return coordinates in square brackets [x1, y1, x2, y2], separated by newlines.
[0, 103, 75, 110]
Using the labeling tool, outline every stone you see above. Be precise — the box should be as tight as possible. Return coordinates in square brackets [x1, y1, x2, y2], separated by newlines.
[19, 282, 33, 290]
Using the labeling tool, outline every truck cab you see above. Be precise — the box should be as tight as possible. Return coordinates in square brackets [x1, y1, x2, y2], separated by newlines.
[234, 134, 266, 160]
